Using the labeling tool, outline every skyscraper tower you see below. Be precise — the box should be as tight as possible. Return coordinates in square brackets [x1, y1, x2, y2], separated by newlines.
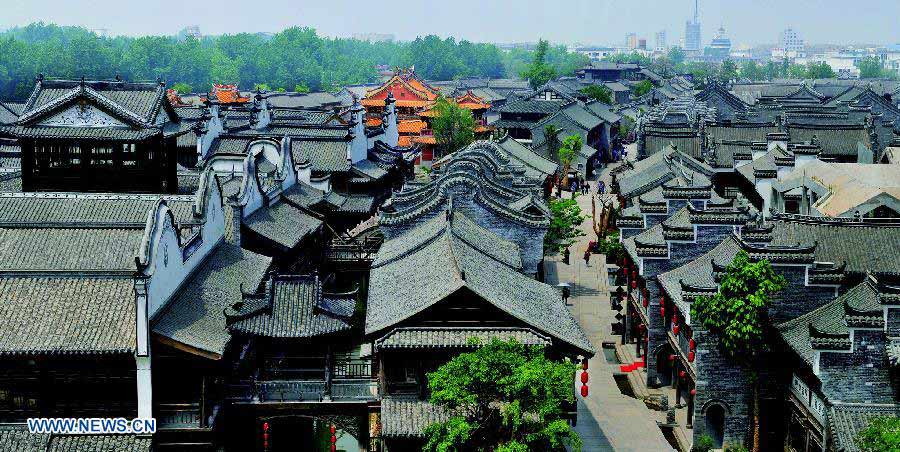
[684, 0, 701, 52]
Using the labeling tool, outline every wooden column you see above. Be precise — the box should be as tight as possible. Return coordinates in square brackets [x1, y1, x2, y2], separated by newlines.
[324, 345, 333, 401]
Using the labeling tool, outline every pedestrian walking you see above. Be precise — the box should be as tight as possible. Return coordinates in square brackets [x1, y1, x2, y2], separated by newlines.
[598, 180, 606, 195]
[583, 249, 591, 266]
[563, 247, 570, 265]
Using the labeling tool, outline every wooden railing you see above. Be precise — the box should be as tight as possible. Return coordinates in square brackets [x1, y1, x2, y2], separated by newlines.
[157, 402, 204, 429]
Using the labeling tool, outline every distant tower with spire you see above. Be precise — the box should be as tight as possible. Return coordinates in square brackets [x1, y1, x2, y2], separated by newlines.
[684, 0, 702, 52]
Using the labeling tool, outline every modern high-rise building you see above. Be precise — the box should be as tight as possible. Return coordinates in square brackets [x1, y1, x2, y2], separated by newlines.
[772, 28, 806, 59]
[655, 31, 667, 52]
[627, 33, 639, 49]
[684, 0, 701, 52]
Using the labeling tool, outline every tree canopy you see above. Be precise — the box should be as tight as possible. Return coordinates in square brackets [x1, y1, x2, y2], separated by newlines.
[580, 85, 613, 104]
[855, 416, 900, 452]
[0, 23, 586, 100]
[424, 339, 581, 451]
[521, 39, 558, 90]
[544, 197, 587, 254]
[432, 96, 475, 158]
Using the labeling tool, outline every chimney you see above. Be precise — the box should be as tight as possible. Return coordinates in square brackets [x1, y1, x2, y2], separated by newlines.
[384, 91, 399, 147]
[349, 97, 367, 164]
[225, 195, 242, 246]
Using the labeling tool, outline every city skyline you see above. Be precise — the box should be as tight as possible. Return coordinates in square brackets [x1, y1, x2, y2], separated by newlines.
[2, 0, 900, 47]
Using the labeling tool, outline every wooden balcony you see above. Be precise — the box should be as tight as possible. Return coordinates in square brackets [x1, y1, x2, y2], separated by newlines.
[228, 379, 378, 403]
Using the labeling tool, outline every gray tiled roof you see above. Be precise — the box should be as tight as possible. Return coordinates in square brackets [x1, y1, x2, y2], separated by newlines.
[498, 98, 567, 114]
[618, 146, 712, 198]
[0, 276, 136, 355]
[291, 139, 350, 173]
[375, 327, 550, 349]
[152, 243, 272, 357]
[769, 217, 900, 276]
[352, 159, 389, 180]
[47, 434, 153, 452]
[495, 134, 558, 178]
[244, 200, 323, 250]
[0, 228, 145, 271]
[22, 80, 165, 123]
[0, 125, 158, 141]
[367, 211, 593, 355]
[381, 397, 452, 437]
[336, 195, 376, 214]
[786, 124, 871, 157]
[828, 404, 900, 452]
[226, 275, 352, 338]
[657, 236, 741, 316]
[0, 193, 197, 226]
[0, 428, 47, 451]
[777, 279, 881, 366]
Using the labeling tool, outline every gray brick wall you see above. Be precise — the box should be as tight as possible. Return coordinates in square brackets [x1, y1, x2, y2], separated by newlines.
[819, 330, 896, 404]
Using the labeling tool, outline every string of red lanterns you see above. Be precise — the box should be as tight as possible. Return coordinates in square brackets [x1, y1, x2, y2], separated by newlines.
[330, 424, 337, 452]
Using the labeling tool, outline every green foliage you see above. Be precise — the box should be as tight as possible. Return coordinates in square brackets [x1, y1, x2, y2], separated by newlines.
[691, 250, 787, 365]
[432, 95, 475, 158]
[544, 198, 587, 254]
[719, 59, 738, 83]
[424, 339, 581, 451]
[521, 39, 557, 90]
[667, 47, 686, 66]
[806, 61, 836, 79]
[739, 61, 765, 81]
[294, 83, 310, 93]
[170, 82, 192, 94]
[559, 134, 582, 169]
[602, 51, 652, 66]
[856, 416, 900, 452]
[680, 62, 719, 87]
[632, 80, 653, 97]
[0, 23, 586, 99]
[691, 435, 716, 452]
[595, 230, 623, 262]
[544, 125, 562, 161]
[723, 444, 749, 452]
[580, 85, 613, 104]
[857, 56, 890, 79]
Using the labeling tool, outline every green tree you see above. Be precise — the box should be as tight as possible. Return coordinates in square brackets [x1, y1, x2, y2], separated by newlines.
[580, 85, 613, 104]
[858, 56, 885, 79]
[740, 61, 764, 81]
[719, 59, 738, 84]
[691, 251, 787, 452]
[667, 47, 686, 66]
[544, 197, 587, 254]
[544, 124, 562, 163]
[788, 63, 808, 79]
[632, 80, 653, 97]
[424, 339, 581, 451]
[805, 61, 835, 79]
[855, 416, 900, 452]
[170, 82, 192, 94]
[558, 134, 582, 187]
[432, 95, 475, 158]
[521, 39, 557, 90]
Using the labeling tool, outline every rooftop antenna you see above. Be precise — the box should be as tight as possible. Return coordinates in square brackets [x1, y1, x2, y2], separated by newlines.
[694, 0, 700, 24]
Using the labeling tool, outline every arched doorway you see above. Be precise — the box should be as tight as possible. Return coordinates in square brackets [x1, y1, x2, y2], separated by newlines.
[702, 401, 728, 448]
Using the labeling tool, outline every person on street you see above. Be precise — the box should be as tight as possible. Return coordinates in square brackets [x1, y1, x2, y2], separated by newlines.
[563, 247, 570, 265]
[583, 249, 591, 266]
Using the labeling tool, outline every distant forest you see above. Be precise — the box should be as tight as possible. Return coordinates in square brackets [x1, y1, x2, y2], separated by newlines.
[0, 23, 589, 100]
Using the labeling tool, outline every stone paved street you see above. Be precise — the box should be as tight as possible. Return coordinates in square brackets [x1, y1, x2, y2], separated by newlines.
[545, 148, 674, 451]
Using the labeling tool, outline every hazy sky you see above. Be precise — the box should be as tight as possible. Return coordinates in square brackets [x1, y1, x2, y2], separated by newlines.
[3, 0, 899, 46]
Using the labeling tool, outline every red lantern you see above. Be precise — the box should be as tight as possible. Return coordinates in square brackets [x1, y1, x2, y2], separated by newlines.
[689, 339, 696, 350]
[638, 323, 645, 332]
[668, 354, 675, 361]
[632, 270, 637, 279]
[690, 389, 697, 396]
[631, 280, 637, 289]
[643, 297, 649, 308]
[582, 360, 589, 370]
[673, 325, 680, 335]
[581, 372, 589, 384]
[581, 385, 589, 397]
[331, 435, 337, 443]
[624, 257, 629, 267]
[679, 370, 686, 378]
[331, 446, 336, 452]
[688, 351, 695, 362]
[660, 296, 665, 304]
[330, 425, 336, 435]
[660, 306, 665, 318]
[263, 422, 270, 432]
